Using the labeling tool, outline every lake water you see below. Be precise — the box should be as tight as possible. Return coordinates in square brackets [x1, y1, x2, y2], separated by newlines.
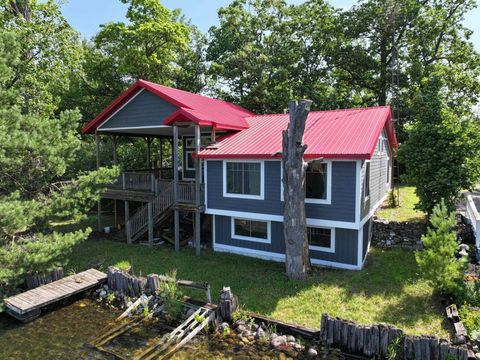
[0, 298, 346, 360]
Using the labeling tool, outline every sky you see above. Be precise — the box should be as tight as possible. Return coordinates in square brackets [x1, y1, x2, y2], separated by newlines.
[59, 0, 480, 50]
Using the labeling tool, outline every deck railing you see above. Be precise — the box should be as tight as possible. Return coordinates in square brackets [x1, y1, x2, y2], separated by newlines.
[108, 171, 204, 205]
[466, 195, 480, 247]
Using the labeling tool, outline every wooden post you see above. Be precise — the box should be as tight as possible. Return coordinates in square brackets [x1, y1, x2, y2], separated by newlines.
[211, 125, 216, 144]
[194, 125, 201, 256]
[123, 173, 131, 244]
[146, 137, 152, 170]
[112, 135, 118, 228]
[173, 125, 180, 251]
[95, 131, 102, 231]
[159, 138, 163, 178]
[282, 99, 313, 280]
[148, 201, 153, 247]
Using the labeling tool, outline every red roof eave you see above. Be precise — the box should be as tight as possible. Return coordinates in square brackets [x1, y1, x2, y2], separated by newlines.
[197, 153, 371, 160]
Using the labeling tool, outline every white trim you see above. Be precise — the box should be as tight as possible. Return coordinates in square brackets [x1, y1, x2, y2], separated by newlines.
[97, 88, 146, 130]
[212, 214, 216, 246]
[205, 208, 360, 230]
[213, 243, 361, 270]
[204, 160, 208, 209]
[98, 125, 171, 132]
[231, 217, 271, 244]
[185, 150, 195, 170]
[307, 226, 335, 253]
[355, 160, 362, 225]
[359, 193, 388, 228]
[222, 160, 265, 200]
[357, 225, 363, 268]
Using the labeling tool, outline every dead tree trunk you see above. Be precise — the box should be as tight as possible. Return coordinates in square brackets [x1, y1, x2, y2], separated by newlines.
[282, 99, 312, 280]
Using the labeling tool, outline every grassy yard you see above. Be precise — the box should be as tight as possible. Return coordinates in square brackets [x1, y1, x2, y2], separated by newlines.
[376, 186, 426, 222]
[64, 235, 448, 338]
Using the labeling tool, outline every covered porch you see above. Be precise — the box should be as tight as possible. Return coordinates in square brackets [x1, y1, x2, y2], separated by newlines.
[95, 123, 215, 255]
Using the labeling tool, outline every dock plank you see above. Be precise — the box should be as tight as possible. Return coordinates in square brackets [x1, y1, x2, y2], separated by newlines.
[4, 268, 106, 316]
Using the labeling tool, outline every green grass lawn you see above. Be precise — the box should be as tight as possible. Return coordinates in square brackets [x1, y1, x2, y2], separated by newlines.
[376, 186, 426, 222]
[64, 235, 448, 338]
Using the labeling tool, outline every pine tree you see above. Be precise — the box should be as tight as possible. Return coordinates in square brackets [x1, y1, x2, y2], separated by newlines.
[415, 200, 464, 294]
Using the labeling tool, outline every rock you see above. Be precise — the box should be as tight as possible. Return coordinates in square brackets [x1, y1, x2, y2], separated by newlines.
[103, 285, 109, 291]
[294, 343, 302, 351]
[241, 337, 249, 344]
[99, 290, 107, 297]
[307, 348, 318, 358]
[186, 308, 196, 318]
[243, 330, 252, 337]
[252, 323, 259, 331]
[247, 335, 255, 341]
[286, 335, 295, 343]
[278, 353, 287, 360]
[270, 333, 278, 339]
[234, 320, 245, 328]
[475, 353, 480, 360]
[236, 324, 247, 333]
[270, 336, 287, 348]
[255, 328, 265, 339]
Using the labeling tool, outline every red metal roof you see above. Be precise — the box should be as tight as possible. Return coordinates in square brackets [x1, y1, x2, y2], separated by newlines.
[198, 106, 398, 160]
[82, 79, 253, 134]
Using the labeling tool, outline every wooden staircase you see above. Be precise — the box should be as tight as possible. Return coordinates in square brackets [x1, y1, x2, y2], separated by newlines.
[127, 182, 175, 242]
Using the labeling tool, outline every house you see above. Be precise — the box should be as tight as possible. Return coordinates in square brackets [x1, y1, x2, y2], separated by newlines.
[82, 79, 398, 270]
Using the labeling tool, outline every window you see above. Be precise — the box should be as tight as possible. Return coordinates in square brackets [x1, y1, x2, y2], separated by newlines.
[307, 227, 334, 252]
[185, 151, 195, 170]
[232, 218, 270, 243]
[224, 161, 263, 199]
[364, 162, 370, 199]
[306, 162, 329, 201]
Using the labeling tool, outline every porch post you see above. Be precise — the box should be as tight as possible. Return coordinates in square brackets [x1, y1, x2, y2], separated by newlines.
[95, 131, 102, 231]
[146, 137, 152, 170]
[173, 125, 180, 251]
[211, 125, 216, 144]
[159, 138, 163, 177]
[194, 124, 201, 256]
[148, 201, 154, 247]
[112, 135, 118, 228]
[123, 173, 131, 244]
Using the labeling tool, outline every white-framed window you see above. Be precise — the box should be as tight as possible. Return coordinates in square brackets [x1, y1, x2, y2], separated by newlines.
[231, 217, 271, 243]
[185, 150, 195, 170]
[307, 226, 335, 253]
[223, 160, 264, 200]
[305, 161, 332, 205]
[364, 161, 370, 201]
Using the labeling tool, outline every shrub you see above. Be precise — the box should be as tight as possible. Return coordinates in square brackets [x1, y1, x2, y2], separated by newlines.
[458, 305, 480, 338]
[457, 276, 480, 306]
[158, 270, 183, 321]
[415, 200, 465, 294]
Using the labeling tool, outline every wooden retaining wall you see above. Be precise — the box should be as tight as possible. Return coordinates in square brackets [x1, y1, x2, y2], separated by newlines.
[24, 267, 64, 290]
[320, 314, 470, 360]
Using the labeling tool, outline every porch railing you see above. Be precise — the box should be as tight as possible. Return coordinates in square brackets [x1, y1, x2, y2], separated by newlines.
[177, 181, 205, 204]
[466, 195, 480, 247]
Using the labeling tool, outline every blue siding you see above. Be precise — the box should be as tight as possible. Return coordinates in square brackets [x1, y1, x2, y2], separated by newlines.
[207, 160, 356, 222]
[100, 90, 178, 129]
[215, 215, 359, 266]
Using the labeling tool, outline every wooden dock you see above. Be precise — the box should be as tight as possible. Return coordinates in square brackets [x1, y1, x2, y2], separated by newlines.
[4, 268, 106, 322]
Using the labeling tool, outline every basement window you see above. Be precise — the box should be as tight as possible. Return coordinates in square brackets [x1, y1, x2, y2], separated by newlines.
[232, 218, 271, 243]
[307, 227, 335, 253]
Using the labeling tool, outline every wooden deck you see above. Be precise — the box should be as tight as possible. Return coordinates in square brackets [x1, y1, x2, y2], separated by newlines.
[4, 268, 106, 321]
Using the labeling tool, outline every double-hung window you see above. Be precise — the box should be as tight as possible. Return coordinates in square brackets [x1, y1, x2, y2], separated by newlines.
[305, 161, 331, 204]
[232, 218, 270, 243]
[307, 227, 334, 252]
[224, 161, 263, 199]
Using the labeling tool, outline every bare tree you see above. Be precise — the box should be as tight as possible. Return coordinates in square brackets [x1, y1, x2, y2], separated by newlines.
[282, 99, 312, 280]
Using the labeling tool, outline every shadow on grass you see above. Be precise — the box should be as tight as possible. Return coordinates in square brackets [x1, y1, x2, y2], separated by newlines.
[63, 234, 447, 336]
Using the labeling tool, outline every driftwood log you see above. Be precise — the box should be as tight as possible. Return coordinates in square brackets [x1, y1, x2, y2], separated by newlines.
[282, 99, 312, 280]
